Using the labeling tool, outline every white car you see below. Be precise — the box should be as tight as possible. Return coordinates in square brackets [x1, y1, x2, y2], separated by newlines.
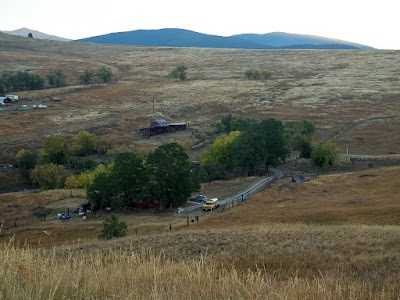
[176, 207, 184, 214]
[32, 104, 47, 109]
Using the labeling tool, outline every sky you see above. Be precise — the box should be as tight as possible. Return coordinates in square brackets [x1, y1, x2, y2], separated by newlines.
[1, 0, 399, 49]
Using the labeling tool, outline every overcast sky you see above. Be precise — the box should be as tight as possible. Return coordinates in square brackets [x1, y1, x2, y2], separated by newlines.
[1, 0, 399, 49]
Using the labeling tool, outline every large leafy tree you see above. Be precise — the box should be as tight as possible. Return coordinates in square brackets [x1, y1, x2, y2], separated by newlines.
[87, 153, 146, 208]
[147, 143, 194, 208]
[71, 130, 97, 156]
[254, 119, 290, 171]
[30, 163, 68, 190]
[86, 171, 115, 208]
[200, 131, 240, 168]
[111, 152, 146, 206]
[41, 135, 70, 165]
[229, 131, 260, 176]
[47, 69, 66, 88]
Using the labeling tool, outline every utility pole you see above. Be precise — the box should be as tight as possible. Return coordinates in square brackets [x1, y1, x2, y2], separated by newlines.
[152, 94, 155, 114]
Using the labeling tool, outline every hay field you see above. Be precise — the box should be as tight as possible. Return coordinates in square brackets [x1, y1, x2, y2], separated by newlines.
[1, 33, 400, 161]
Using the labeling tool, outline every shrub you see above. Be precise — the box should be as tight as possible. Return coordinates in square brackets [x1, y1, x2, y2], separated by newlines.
[99, 214, 127, 240]
[30, 163, 68, 190]
[311, 141, 340, 167]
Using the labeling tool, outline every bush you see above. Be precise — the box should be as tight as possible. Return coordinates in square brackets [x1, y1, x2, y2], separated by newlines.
[170, 66, 188, 81]
[245, 69, 272, 80]
[311, 141, 340, 167]
[30, 163, 68, 190]
[99, 214, 127, 240]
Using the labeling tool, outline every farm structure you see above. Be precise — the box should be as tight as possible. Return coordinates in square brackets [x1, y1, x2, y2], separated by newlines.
[138, 119, 187, 137]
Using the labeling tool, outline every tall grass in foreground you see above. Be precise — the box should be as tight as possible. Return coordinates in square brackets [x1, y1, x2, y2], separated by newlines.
[1, 241, 398, 300]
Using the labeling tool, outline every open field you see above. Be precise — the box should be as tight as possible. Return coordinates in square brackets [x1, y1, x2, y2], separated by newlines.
[1, 33, 400, 162]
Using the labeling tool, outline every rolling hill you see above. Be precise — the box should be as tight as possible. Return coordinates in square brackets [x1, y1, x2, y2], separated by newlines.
[74, 28, 373, 49]
[232, 32, 374, 50]
[1, 27, 71, 42]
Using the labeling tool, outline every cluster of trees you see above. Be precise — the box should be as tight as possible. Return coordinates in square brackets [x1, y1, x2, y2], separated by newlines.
[0, 71, 45, 94]
[86, 143, 198, 210]
[15, 131, 111, 189]
[79, 66, 113, 85]
[200, 115, 339, 181]
[201, 117, 290, 180]
[0, 66, 114, 94]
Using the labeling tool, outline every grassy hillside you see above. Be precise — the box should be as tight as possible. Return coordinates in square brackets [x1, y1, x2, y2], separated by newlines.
[1, 167, 399, 299]
[1, 33, 400, 163]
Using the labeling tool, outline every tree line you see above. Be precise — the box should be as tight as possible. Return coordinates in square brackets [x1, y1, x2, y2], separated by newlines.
[0, 66, 113, 95]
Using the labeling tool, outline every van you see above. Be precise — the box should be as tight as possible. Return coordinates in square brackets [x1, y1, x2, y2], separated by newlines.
[203, 198, 219, 211]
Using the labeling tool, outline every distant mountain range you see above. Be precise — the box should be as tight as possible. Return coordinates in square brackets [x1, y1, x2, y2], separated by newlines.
[1, 28, 71, 42]
[75, 28, 374, 50]
[1, 27, 374, 49]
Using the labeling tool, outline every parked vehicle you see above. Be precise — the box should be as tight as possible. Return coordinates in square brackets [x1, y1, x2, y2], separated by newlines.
[190, 195, 208, 203]
[203, 198, 219, 211]
[176, 207, 185, 214]
[32, 104, 47, 109]
[5, 95, 19, 101]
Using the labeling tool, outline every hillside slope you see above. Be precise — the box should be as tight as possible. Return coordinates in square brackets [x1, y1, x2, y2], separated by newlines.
[2, 27, 71, 41]
[231, 32, 374, 49]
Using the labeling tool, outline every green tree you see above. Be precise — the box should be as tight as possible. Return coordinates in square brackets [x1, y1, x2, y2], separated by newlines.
[96, 66, 113, 83]
[200, 131, 240, 167]
[99, 214, 127, 240]
[170, 66, 188, 81]
[215, 115, 255, 134]
[229, 131, 260, 176]
[255, 119, 290, 171]
[30, 163, 68, 190]
[47, 70, 66, 88]
[311, 141, 340, 168]
[41, 135, 69, 165]
[147, 143, 194, 208]
[292, 134, 313, 158]
[111, 152, 146, 207]
[86, 168, 115, 208]
[71, 130, 97, 156]
[66, 163, 108, 189]
[15, 149, 37, 178]
[15, 149, 37, 170]
[79, 69, 95, 85]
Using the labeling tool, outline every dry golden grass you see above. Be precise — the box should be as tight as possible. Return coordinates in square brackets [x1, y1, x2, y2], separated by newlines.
[1, 223, 399, 299]
[199, 166, 400, 227]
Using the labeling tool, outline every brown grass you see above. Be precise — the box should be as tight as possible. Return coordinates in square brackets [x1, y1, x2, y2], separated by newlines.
[199, 166, 400, 227]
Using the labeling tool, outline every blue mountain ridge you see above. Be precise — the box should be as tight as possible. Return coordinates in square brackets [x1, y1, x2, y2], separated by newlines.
[74, 28, 374, 50]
